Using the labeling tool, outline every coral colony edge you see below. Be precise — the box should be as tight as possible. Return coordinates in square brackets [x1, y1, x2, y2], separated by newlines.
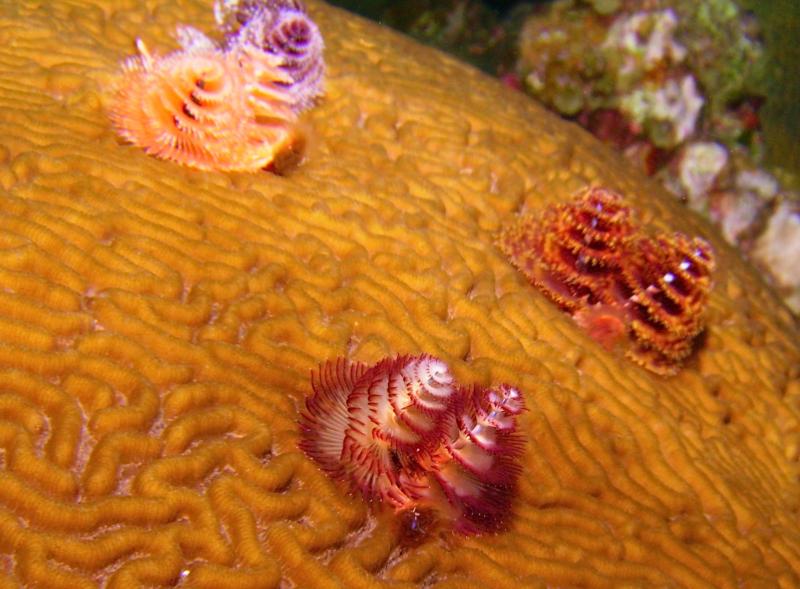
[497, 186, 716, 375]
[298, 354, 526, 535]
[108, 0, 324, 172]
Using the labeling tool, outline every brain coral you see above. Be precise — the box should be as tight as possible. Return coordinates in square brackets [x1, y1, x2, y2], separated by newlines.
[0, 1, 798, 588]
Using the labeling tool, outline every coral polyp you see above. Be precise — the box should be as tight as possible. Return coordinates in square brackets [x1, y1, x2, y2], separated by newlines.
[298, 355, 526, 534]
[108, 40, 297, 172]
[498, 186, 715, 374]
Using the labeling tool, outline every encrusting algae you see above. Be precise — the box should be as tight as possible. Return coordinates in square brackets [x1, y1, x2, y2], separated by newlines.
[0, 0, 799, 588]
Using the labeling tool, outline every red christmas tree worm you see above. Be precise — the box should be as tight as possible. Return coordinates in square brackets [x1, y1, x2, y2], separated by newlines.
[497, 186, 715, 374]
[298, 355, 526, 534]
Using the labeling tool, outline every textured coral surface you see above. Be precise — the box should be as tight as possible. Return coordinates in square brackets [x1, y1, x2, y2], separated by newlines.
[0, 1, 799, 587]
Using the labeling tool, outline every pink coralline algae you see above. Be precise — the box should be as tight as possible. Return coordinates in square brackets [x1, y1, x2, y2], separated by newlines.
[298, 355, 526, 535]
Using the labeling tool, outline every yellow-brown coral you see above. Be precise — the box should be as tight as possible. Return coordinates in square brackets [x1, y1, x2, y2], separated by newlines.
[0, 1, 798, 588]
[108, 40, 296, 171]
[497, 187, 716, 374]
